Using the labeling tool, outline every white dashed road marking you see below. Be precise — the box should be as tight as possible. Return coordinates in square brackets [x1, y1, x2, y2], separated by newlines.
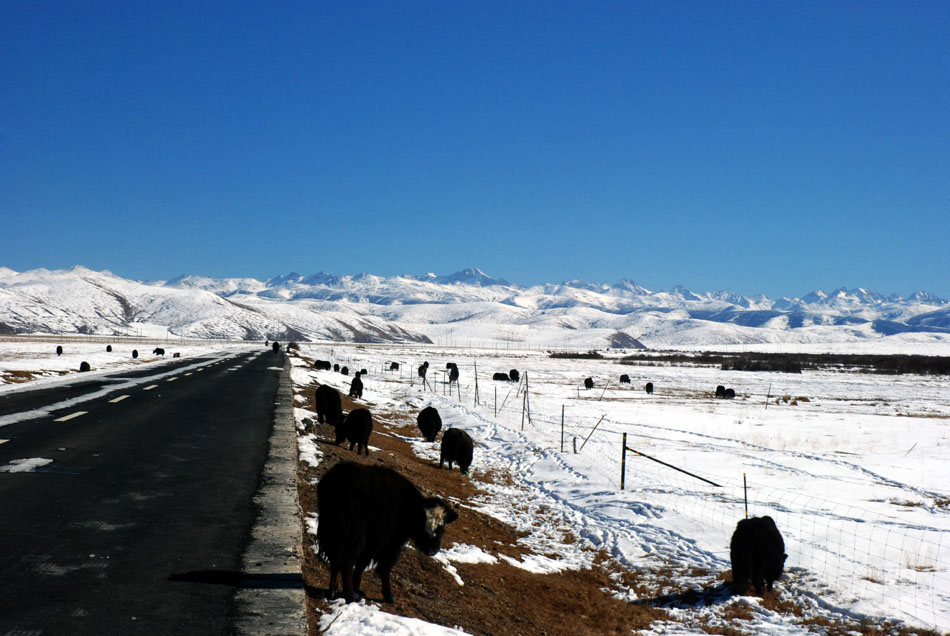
[166, 377, 178, 383]
[54, 411, 87, 422]
[108, 395, 130, 404]
[144, 385, 159, 391]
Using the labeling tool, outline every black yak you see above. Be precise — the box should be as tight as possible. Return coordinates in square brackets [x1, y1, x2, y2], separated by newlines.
[317, 462, 458, 603]
[416, 406, 442, 442]
[724, 388, 736, 399]
[583, 377, 594, 390]
[335, 408, 372, 455]
[106, 345, 112, 352]
[645, 382, 654, 394]
[272, 341, 280, 353]
[492, 372, 510, 382]
[440, 428, 473, 474]
[341, 366, 349, 376]
[619, 374, 631, 384]
[173, 352, 180, 358]
[389, 362, 400, 371]
[314, 360, 332, 371]
[333, 364, 340, 372]
[153, 347, 165, 356]
[730, 515, 787, 595]
[315, 385, 343, 426]
[508, 369, 520, 383]
[79, 361, 90, 372]
[360, 368, 368, 376]
[132, 349, 138, 359]
[716, 385, 726, 398]
[348, 373, 363, 399]
[56, 345, 63, 356]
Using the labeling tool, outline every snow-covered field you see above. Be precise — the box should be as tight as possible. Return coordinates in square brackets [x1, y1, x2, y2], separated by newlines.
[291, 341, 950, 635]
[0, 337, 239, 387]
[3, 337, 948, 634]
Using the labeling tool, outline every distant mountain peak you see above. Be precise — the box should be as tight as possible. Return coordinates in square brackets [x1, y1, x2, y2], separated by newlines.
[430, 268, 510, 287]
[671, 285, 703, 302]
[266, 272, 304, 286]
[613, 279, 650, 294]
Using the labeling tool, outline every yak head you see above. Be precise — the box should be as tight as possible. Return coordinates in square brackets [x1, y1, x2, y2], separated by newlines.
[413, 498, 458, 556]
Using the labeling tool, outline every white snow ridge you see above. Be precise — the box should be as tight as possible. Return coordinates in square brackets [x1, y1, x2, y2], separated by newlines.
[1, 265, 949, 348]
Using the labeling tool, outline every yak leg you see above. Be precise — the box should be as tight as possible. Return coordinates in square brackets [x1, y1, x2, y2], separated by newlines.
[340, 563, 358, 603]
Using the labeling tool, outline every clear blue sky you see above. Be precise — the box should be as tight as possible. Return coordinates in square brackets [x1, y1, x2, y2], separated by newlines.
[2, 1, 948, 298]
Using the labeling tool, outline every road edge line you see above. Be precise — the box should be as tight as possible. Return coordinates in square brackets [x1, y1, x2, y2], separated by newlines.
[233, 352, 307, 635]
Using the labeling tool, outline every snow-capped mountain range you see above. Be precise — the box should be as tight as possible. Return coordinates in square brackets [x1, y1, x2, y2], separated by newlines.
[1, 266, 949, 348]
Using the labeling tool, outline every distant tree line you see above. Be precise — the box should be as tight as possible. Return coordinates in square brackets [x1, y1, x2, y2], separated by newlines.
[618, 351, 950, 376]
[549, 350, 605, 360]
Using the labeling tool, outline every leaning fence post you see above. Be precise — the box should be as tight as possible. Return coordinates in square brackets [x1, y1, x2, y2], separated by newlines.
[521, 390, 527, 431]
[524, 372, 531, 422]
[579, 414, 606, 451]
[621, 432, 628, 490]
[474, 360, 480, 407]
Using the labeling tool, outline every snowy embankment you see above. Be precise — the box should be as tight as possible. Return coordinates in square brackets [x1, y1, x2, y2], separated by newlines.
[293, 342, 950, 635]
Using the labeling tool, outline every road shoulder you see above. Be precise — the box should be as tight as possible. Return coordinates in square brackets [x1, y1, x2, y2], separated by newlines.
[233, 353, 307, 635]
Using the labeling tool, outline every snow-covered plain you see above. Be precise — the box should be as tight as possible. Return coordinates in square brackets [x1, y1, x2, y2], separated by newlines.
[291, 341, 950, 635]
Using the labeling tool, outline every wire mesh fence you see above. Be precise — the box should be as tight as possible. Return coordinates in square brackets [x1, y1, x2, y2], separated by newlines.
[441, 372, 949, 631]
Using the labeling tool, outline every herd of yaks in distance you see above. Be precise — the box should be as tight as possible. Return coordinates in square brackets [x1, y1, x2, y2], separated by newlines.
[277, 340, 783, 606]
[49, 344, 180, 374]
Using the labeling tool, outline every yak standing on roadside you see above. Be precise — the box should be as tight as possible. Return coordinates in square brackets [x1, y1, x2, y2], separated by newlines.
[440, 428, 474, 475]
[348, 372, 363, 399]
[416, 406, 442, 442]
[317, 462, 458, 603]
[335, 408, 372, 455]
[315, 385, 343, 427]
[730, 515, 787, 596]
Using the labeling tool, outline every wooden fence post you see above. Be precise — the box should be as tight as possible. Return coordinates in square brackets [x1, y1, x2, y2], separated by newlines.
[621, 432, 628, 490]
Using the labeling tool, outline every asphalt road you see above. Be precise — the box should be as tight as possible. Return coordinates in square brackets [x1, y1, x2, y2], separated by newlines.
[0, 348, 285, 635]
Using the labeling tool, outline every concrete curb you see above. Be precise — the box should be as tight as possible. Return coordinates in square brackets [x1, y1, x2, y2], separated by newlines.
[233, 353, 307, 635]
